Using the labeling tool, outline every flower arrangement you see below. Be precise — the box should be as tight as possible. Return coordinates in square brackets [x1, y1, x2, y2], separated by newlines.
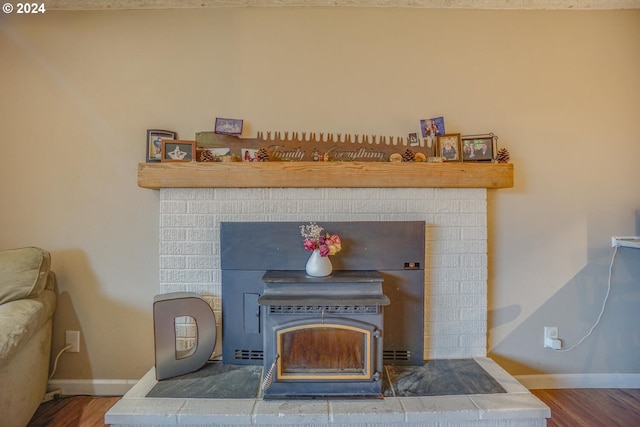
[300, 222, 342, 257]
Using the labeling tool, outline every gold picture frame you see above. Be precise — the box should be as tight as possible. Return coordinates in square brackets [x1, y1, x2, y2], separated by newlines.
[437, 133, 462, 162]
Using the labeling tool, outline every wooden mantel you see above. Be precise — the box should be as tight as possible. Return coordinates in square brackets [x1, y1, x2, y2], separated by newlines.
[138, 161, 513, 189]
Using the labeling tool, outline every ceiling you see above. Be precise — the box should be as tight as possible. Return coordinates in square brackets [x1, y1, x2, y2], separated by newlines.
[46, 0, 640, 11]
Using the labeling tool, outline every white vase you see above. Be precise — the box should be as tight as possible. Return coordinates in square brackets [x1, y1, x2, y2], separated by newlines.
[305, 250, 333, 277]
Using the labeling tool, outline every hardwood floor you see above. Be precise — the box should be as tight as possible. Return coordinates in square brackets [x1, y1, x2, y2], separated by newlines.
[531, 389, 640, 427]
[26, 389, 640, 427]
[27, 395, 120, 427]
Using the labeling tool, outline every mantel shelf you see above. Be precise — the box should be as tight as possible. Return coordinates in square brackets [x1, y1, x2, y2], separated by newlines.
[137, 161, 513, 189]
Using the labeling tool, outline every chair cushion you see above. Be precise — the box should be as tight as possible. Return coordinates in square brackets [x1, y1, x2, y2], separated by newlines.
[0, 247, 51, 305]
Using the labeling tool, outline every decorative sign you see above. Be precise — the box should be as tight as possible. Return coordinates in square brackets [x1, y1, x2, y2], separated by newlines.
[195, 130, 438, 162]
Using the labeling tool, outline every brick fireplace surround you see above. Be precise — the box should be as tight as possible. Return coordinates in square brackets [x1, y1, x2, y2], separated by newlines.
[106, 184, 550, 427]
[162, 187, 490, 359]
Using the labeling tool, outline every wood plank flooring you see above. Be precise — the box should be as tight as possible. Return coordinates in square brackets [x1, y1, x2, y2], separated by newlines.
[26, 389, 640, 427]
[27, 395, 119, 427]
[531, 389, 640, 427]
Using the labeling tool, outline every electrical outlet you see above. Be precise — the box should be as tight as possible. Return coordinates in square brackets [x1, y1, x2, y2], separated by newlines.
[65, 330, 80, 353]
[544, 326, 558, 339]
[544, 326, 561, 349]
[611, 236, 640, 248]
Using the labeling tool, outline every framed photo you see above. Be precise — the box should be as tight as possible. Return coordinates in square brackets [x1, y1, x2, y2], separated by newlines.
[146, 129, 176, 162]
[198, 147, 231, 162]
[462, 134, 496, 162]
[407, 132, 419, 147]
[214, 117, 243, 136]
[420, 116, 445, 138]
[242, 148, 259, 162]
[437, 133, 462, 162]
[161, 140, 196, 162]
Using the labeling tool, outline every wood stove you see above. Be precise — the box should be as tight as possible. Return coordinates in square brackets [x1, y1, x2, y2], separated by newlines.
[220, 221, 425, 398]
[258, 270, 389, 399]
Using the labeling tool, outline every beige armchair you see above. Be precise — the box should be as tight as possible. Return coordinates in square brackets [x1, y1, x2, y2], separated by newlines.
[0, 247, 57, 427]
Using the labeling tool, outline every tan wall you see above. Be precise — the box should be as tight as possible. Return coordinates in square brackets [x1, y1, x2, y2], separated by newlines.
[1, 7, 638, 382]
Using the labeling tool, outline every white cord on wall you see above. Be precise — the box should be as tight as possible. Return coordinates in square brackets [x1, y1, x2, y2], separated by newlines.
[48, 344, 73, 380]
[553, 245, 618, 352]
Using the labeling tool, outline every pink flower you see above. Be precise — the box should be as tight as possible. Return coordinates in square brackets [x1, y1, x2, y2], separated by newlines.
[303, 239, 317, 252]
[319, 245, 330, 257]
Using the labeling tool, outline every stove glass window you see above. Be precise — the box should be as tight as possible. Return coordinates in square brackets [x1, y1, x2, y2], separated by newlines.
[277, 324, 370, 380]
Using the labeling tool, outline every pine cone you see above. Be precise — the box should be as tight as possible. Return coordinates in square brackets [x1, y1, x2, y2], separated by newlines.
[496, 148, 510, 163]
[200, 149, 215, 162]
[402, 148, 415, 162]
[257, 148, 270, 162]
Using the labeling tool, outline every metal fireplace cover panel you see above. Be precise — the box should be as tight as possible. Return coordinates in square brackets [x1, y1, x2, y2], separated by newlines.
[221, 221, 425, 366]
[220, 221, 425, 271]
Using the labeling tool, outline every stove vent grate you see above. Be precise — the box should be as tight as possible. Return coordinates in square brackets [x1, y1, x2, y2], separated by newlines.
[234, 349, 264, 360]
[383, 350, 411, 361]
[269, 305, 379, 315]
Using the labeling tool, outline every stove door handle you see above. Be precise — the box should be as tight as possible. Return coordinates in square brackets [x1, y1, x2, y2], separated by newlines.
[374, 328, 384, 380]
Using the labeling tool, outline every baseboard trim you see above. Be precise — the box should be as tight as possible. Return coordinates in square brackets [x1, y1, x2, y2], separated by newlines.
[516, 373, 640, 389]
[48, 379, 137, 396]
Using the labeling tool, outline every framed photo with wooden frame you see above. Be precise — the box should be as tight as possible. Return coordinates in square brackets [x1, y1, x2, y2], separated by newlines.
[146, 129, 176, 162]
[437, 133, 462, 162]
[161, 140, 196, 162]
[462, 133, 497, 162]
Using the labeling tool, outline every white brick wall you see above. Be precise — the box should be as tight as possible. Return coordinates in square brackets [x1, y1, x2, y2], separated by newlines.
[159, 187, 488, 359]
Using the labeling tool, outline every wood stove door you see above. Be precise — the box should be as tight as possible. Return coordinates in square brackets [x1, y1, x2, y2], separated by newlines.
[274, 318, 381, 382]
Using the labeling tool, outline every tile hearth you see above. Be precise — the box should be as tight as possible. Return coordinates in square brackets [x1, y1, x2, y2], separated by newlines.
[105, 357, 549, 427]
